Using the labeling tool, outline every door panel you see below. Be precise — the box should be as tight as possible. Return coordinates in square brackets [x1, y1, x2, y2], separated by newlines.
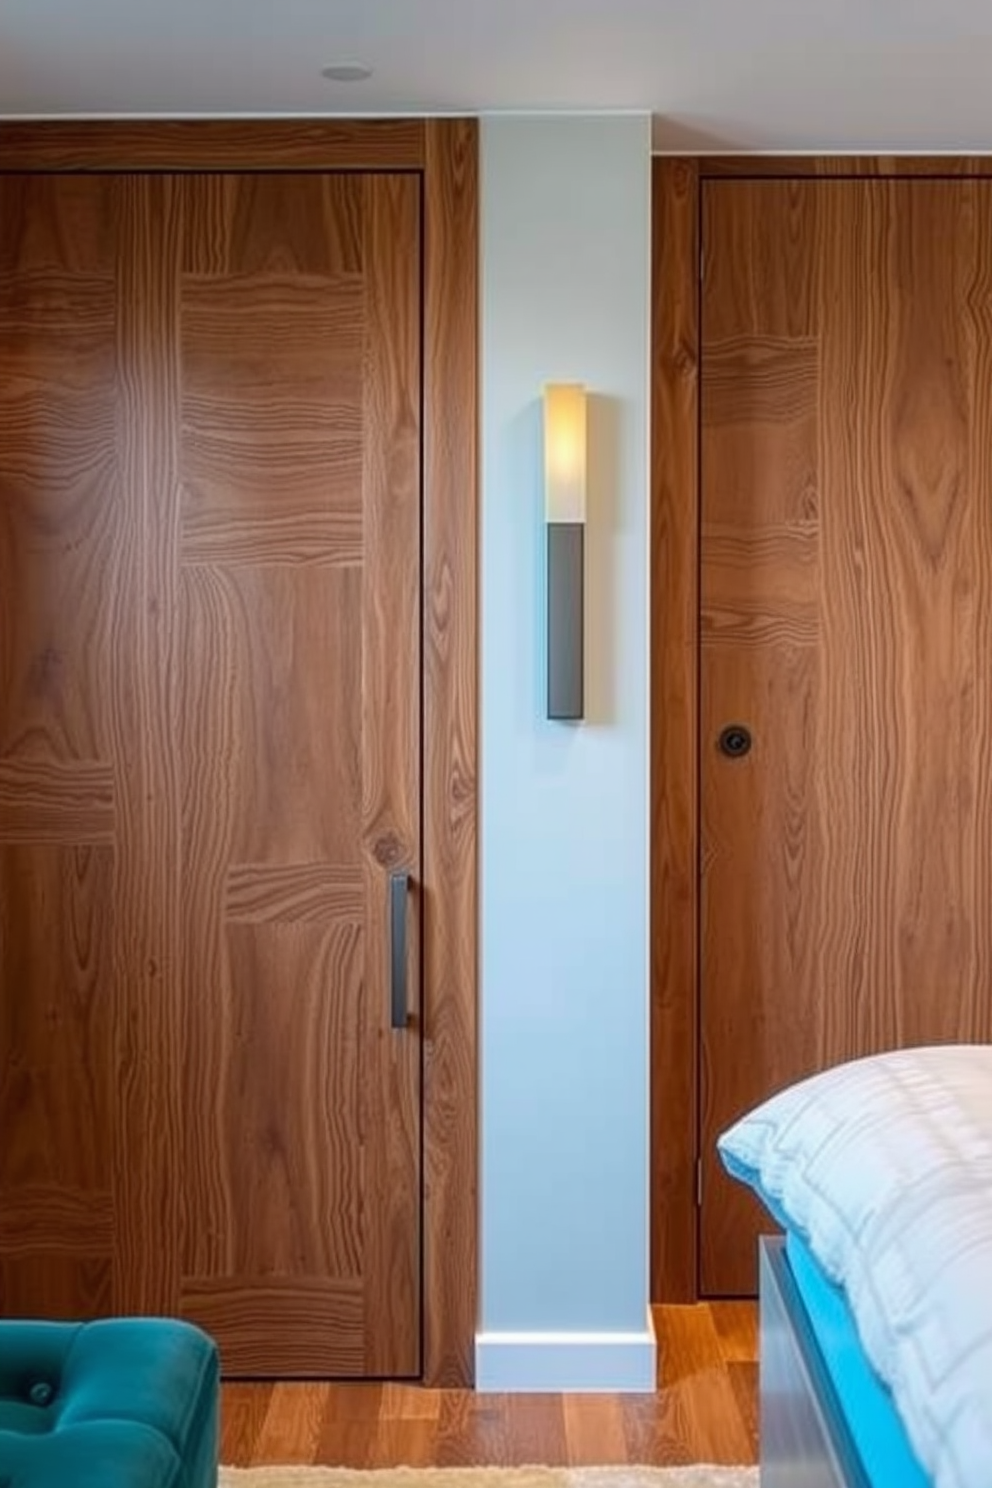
[0, 843, 115, 1312]
[0, 172, 179, 1317]
[176, 174, 422, 1375]
[0, 169, 423, 1375]
[179, 275, 364, 567]
[700, 179, 992, 1296]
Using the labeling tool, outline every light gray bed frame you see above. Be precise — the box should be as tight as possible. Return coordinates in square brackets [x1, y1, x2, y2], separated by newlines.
[760, 1236, 874, 1488]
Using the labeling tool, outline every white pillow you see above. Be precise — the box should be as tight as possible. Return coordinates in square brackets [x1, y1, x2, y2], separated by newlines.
[718, 1044, 992, 1488]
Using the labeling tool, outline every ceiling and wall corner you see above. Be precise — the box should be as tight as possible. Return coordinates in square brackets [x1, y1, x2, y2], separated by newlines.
[4, 0, 992, 150]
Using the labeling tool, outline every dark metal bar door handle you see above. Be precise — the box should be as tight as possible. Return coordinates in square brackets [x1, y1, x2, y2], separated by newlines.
[390, 872, 411, 1030]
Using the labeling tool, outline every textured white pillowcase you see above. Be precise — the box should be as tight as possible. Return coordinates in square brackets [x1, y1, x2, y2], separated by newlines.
[718, 1044, 992, 1488]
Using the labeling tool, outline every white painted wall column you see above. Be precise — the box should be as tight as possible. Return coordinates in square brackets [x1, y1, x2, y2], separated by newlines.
[478, 113, 653, 1392]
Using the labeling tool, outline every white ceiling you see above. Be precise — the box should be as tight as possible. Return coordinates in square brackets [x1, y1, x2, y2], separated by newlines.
[3, 0, 992, 152]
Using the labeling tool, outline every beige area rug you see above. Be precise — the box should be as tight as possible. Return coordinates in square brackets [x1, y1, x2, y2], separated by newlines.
[220, 1467, 759, 1488]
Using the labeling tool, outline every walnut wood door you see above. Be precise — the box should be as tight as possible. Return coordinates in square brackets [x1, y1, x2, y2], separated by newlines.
[0, 169, 423, 1375]
[699, 179, 992, 1296]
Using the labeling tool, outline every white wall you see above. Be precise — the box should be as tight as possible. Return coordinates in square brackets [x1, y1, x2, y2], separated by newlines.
[478, 113, 653, 1392]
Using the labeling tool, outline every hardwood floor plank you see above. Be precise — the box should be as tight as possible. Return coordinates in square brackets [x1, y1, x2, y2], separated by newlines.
[665, 1373, 754, 1465]
[220, 1303, 760, 1468]
[379, 1383, 443, 1421]
[499, 1396, 567, 1466]
[219, 1383, 272, 1466]
[620, 1395, 694, 1467]
[727, 1363, 760, 1460]
[315, 1421, 381, 1469]
[657, 1305, 727, 1382]
[320, 1384, 385, 1423]
[710, 1302, 760, 1364]
[563, 1394, 629, 1465]
[253, 1384, 327, 1464]
[658, 1305, 756, 1464]
[368, 1419, 441, 1467]
[434, 1392, 512, 1467]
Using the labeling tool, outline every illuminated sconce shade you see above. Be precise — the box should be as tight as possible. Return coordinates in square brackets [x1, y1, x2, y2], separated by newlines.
[544, 383, 587, 720]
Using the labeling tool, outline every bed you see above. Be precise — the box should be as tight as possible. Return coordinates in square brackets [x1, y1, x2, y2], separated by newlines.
[759, 1234, 927, 1488]
[717, 1044, 992, 1488]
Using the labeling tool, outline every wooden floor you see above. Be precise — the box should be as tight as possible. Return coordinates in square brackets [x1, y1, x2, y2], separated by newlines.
[221, 1303, 758, 1468]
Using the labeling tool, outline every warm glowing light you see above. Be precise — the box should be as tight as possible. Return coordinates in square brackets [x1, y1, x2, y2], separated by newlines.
[544, 383, 587, 523]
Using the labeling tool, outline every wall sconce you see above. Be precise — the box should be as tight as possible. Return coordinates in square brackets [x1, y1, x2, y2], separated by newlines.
[544, 382, 587, 720]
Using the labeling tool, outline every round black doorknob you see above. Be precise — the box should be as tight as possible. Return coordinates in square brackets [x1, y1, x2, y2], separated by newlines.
[718, 724, 752, 759]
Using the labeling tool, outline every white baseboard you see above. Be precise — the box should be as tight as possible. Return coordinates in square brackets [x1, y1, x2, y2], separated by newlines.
[475, 1318, 656, 1392]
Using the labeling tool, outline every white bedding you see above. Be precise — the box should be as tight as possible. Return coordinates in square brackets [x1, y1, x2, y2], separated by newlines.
[717, 1044, 992, 1488]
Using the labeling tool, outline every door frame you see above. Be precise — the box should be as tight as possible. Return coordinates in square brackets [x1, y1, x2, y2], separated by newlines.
[0, 118, 479, 1384]
[650, 152, 992, 1302]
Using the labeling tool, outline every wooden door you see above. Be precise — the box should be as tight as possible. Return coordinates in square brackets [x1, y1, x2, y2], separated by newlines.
[0, 169, 423, 1376]
[699, 179, 992, 1296]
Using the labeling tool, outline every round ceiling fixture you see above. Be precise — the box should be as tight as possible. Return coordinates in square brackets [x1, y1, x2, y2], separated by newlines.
[320, 63, 373, 83]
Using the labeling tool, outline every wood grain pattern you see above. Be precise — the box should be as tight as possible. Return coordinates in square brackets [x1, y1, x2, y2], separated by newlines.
[181, 1278, 365, 1376]
[179, 272, 364, 562]
[225, 863, 364, 924]
[700, 242, 821, 1276]
[0, 120, 425, 172]
[700, 528, 818, 647]
[220, 1385, 271, 1464]
[0, 846, 113, 1193]
[181, 566, 364, 865]
[654, 1307, 756, 1465]
[219, 1302, 758, 1467]
[0, 839, 115, 1317]
[1, 121, 479, 1380]
[650, 158, 700, 1304]
[491, 1397, 568, 1467]
[0, 760, 114, 842]
[0, 173, 137, 1321]
[252, 1384, 329, 1465]
[0, 173, 117, 273]
[422, 118, 479, 1386]
[182, 174, 364, 278]
[816, 180, 992, 1049]
[179, 171, 421, 1376]
[110, 173, 184, 1314]
[698, 178, 992, 1295]
[434, 1393, 513, 1467]
[0, 176, 120, 766]
[180, 213, 364, 568]
[374, 1386, 444, 1466]
[702, 338, 818, 424]
[1, 1255, 112, 1319]
[561, 1396, 629, 1465]
[212, 920, 365, 1278]
[0, 1185, 113, 1251]
[651, 157, 992, 1304]
[702, 181, 819, 342]
[703, 155, 992, 178]
[359, 173, 423, 1378]
[711, 1300, 762, 1362]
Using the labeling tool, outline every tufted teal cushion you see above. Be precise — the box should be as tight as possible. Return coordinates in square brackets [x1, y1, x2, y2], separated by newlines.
[0, 1318, 219, 1488]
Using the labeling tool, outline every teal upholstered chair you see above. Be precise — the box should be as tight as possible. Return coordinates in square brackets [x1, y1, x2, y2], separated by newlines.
[0, 1318, 219, 1488]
